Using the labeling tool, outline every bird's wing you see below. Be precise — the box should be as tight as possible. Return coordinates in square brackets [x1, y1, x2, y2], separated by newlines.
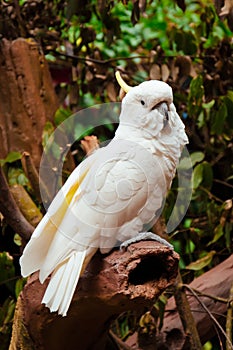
[20, 151, 97, 278]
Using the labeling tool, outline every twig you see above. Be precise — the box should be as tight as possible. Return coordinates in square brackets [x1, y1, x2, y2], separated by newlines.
[13, 0, 27, 37]
[183, 284, 233, 349]
[226, 282, 233, 350]
[174, 271, 202, 350]
[189, 309, 226, 318]
[21, 151, 53, 205]
[51, 50, 150, 66]
[0, 166, 34, 241]
[182, 285, 229, 304]
[199, 186, 224, 203]
[214, 179, 233, 190]
[21, 152, 47, 203]
[51, 49, 231, 65]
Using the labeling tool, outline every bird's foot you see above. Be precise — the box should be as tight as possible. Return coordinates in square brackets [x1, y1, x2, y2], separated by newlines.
[120, 232, 173, 251]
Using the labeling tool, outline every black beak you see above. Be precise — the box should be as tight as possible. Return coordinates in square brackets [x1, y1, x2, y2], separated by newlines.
[163, 108, 169, 127]
[151, 102, 169, 127]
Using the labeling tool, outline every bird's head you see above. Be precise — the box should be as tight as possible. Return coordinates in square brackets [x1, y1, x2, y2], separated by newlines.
[115, 71, 186, 140]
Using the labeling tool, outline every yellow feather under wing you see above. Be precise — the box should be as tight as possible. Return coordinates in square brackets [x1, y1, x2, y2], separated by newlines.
[20, 166, 90, 278]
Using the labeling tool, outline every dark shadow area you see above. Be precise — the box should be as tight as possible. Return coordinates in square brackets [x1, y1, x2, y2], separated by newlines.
[128, 255, 167, 285]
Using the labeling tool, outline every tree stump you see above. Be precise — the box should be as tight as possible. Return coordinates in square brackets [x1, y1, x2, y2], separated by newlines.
[10, 241, 179, 350]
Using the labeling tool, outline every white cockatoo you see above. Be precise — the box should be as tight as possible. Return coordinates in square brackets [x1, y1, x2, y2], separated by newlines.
[20, 72, 188, 316]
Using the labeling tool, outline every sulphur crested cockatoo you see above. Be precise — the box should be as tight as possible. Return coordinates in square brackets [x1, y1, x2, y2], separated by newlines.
[20, 72, 188, 316]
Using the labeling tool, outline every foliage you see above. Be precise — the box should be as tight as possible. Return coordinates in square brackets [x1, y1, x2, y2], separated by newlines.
[0, 0, 232, 349]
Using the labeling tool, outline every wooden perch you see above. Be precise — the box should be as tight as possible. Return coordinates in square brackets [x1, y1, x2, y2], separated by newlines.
[10, 241, 179, 350]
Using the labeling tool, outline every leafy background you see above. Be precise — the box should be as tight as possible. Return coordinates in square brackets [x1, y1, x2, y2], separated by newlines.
[0, 0, 232, 348]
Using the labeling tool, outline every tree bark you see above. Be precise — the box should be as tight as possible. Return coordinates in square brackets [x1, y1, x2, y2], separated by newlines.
[9, 241, 179, 350]
[0, 38, 58, 169]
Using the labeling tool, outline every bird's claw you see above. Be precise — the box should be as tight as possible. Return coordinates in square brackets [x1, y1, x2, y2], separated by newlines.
[120, 232, 174, 251]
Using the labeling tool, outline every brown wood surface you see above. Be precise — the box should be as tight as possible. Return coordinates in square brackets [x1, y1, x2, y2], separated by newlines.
[10, 241, 179, 350]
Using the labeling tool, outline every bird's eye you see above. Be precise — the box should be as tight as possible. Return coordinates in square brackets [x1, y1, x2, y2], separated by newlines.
[141, 100, 145, 106]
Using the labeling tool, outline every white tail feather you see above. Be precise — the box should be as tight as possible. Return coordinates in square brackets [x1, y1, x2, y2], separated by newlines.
[41, 251, 86, 316]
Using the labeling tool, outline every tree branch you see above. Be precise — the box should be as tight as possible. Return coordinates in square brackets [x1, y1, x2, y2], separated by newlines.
[21, 151, 52, 205]
[173, 271, 202, 349]
[0, 166, 34, 241]
[226, 282, 233, 350]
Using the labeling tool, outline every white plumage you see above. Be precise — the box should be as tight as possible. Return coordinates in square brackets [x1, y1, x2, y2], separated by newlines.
[20, 74, 188, 316]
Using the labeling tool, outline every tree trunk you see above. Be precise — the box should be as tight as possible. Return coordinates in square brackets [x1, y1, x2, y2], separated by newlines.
[0, 38, 58, 168]
[9, 241, 179, 350]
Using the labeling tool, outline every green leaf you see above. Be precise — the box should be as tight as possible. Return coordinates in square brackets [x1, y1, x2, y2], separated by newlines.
[156, 294, 168, 330]
[0, 297, 15, 333]
[185, 251, 216, 270]
[179, 257, 187, 269]
[192, 161, 213, 190]
[192, 75, 204, 95]
[202, 100, 215, 109]
[203, 341, 214, 350]
[183, 218, 192, 229]
[54, 107, 72, 126]
[188, 75, 204, 111]
[190, 152, 205, 166]
[42, 121, 55, 149]
[227, 90, 233, 101]
[225, 222, 232, 250]
[192, 163, 203, 189]
[201, 161, 213, 189]
[14, 233, 22, 247]
[8, 168, 29, 187]
[185, 240, 196, 254]
[207, 224, 224, 245]
[74, 124, 94, 140]
[174, 30, 197, 55]
[15, 278, 27, 299]
[0, 152, 22, 166]
[211, 102, 228, 135]
[197, 110, 205, 128]
[225, 93, 233, 128]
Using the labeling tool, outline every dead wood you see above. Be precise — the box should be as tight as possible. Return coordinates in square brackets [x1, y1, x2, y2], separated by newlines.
[9, 241, 179, 350]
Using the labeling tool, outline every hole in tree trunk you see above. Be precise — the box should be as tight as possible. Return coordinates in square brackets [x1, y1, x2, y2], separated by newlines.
[128, 256, 166, 285]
